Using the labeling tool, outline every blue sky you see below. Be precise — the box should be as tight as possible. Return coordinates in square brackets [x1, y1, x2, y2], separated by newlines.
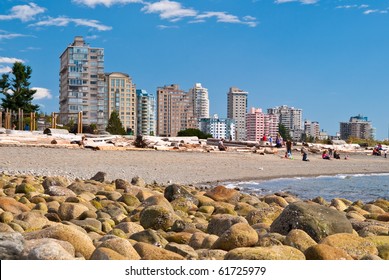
[1, 0, 389, 139]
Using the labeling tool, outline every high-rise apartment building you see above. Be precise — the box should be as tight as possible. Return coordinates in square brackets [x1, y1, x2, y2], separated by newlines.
[246, 108, 279, 142]
[59, 36, 105, 129]
[304, 120, 320, 139]
[105, 72, 137, 134]
[136, 89, 156, 136]
[199, 114, 235, 140]
[189, 83, 209, 123]
[267, 105, 303, 140]
[156, 84, 196, 137]
[227, 87, 248, 141]
[340, 115, 374, 140]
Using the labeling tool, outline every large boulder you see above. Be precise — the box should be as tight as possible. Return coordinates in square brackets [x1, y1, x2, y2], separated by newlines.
[207, 214, 247, 236]
[284, 229, 317, 253]
[133, 242, 184, 260]
[26, 240, 76, 260]
[0, 197, 30, 214]
[305, 244, 353, 260]
[320, 233, 378, 259]
[139, 205, 176, 231]
[58, 202, 90, 221]
[129, 229, 168, 247]
[164, 184, 199, 206]
[91, 237, 140, 260]
[23, 224, 95, 259]
[225, 246, 305, 260]
[212, 223, 258, 251]
[270, 201, 353, 242]
[0, 232, 25, 260]
[205, 186, 240, 204]
[42, 176, 70, 190]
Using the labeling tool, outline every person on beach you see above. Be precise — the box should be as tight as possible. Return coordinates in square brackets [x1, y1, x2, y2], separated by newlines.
[333, 150, 341, 159]
[275, 134, 282, 148]
[385, 150, 387, 158]
[286, 139, 292, 155]
[328, 148, 333, 157]
[218, 138, 227, 151]
[301, 147, 309, 161]
[322, 150, 331, 160]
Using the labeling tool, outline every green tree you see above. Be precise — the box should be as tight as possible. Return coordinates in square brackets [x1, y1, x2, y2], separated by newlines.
[177, 128, 212, 139]
[278, 123, 290, 140]
[106, 111, 126, 135]
[0, 62, 39, 113]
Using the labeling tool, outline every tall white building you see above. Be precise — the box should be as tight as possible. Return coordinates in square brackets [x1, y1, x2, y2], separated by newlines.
[304, 120, 320, 139]
[189, 83, 209, 123]
[59, 36, 105, 130]
[105, 72, 137, 134]
[227, 87, 248, 141]
[136, 89, 156, 136]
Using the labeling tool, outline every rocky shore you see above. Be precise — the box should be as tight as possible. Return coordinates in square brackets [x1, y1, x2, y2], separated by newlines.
[1, 171, 388, 260]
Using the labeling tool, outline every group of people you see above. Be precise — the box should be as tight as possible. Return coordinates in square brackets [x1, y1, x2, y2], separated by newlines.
[321, 149, 348, 160]
[372, 144, 387, 158]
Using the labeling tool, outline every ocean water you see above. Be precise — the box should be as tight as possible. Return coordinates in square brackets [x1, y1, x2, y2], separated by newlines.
[228, 173, 389, 203]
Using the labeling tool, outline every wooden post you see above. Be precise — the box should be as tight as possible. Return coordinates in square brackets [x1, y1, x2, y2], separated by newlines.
[18, 108, 23, 130]
[78, 111, 83, 133]
[30, 112, 35, 131]
[5, 109, 9, 129]
[51, 112, 57, 129]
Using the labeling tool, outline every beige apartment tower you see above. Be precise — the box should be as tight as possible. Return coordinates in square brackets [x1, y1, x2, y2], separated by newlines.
[227, 87, 248, 141]
[59, 36, 105, 130]
[105, 72, 137, 134]
[156, 84, 196, 137]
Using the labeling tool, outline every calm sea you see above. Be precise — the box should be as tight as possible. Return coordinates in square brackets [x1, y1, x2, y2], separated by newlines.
[227, 173, 389, 203]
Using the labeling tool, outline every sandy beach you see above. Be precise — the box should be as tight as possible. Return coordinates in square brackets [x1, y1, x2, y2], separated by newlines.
[1, 146, 388, 185]
[1, 145, 389, 261]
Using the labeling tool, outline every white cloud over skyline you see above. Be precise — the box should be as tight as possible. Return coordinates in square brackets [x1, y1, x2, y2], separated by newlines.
[142, 1, 197, 21]
[275, 0, 318, 4]
[0, 3, 45, 22]
[30, 17, 112, 31]
[72, 0, 144, 8]
[0, 33, 32, 40]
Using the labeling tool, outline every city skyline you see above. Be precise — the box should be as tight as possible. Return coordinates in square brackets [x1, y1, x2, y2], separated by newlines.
[1, 0, 389, 139]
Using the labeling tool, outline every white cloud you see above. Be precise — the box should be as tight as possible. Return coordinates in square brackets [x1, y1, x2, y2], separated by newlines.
[141, 0, 197, 21]
[32, 87, 53, 100]
[0, 3, 46, 22]
[72, 0, 143, 8]
[85, 35, 99, 40]
[0, 66, 12, 74]
[30, 17, 112, 31]
[364, 9, 388, 15]
[157, 24, 179, 29]
[74, 0, 258, 28]
[336, 4, 369, 10]
[196, 12, 258, 27]
[0, 33, 30, 40]
[0, 57, 25, 64]
[275, 0, 318, 4]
